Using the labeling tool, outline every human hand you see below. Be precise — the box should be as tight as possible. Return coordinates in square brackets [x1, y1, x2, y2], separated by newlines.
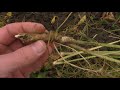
[0, 22, 52, 78]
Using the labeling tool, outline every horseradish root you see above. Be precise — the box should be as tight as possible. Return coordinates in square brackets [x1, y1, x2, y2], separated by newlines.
[15, 31, 75, 45]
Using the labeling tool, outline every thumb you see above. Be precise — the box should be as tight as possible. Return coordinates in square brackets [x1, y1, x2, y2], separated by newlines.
[0, 40, 47, 72]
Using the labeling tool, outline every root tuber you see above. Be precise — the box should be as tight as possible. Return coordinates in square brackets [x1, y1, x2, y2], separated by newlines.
[15, 31, 74, 45]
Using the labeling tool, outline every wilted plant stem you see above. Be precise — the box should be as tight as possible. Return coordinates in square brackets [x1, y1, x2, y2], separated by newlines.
[68, 44, 120, 64]
[15, 31, 120, 49]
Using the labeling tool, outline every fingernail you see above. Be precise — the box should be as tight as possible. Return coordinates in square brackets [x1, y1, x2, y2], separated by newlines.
[31, 40, 47, 56]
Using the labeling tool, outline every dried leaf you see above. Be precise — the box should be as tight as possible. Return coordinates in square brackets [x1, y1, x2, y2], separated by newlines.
[101, 12, 115, 21]
[6, 12, 12, 17]
[77, 15, 86, 26]
[51, 16, 58, 24]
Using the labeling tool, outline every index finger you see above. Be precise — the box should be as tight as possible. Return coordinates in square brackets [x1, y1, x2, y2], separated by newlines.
[0, 22, 46, 45]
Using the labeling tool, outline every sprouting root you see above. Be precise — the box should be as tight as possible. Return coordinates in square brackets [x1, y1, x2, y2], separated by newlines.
[15, 31, 75, 45]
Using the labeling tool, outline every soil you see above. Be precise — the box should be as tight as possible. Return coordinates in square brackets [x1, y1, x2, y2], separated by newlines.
[3, 12, 119, 43]
[7, 12, 70, 31]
